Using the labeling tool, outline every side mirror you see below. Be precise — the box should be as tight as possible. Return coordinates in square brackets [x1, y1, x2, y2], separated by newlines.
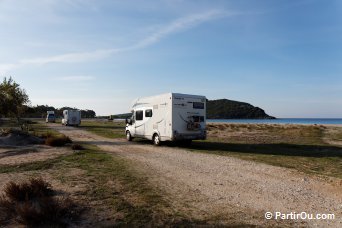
[126, 118, 132, 125]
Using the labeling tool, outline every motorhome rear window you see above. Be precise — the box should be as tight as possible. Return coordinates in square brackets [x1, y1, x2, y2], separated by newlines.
[136, 110, 143, 120]
[193, 102, 204, 109]
[145, 109, 152, 117]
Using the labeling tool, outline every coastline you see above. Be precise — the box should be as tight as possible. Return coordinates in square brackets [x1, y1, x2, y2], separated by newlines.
[207, 118, 342, 126]
[207, 122, 342, 127]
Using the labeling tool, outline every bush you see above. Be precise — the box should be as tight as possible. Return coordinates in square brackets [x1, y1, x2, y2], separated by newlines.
[0, 178, 79, 227]
[40, 131, 54, 139]
[45, 135, 72, 147]
[71, 144, 84, 150]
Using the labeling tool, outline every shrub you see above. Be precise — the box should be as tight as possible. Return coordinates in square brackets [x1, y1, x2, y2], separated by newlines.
[40, 131, 54, 139]
[71, 144, 84, 150]
[0, 178, 79, 227]
[45, 135, 72, 147]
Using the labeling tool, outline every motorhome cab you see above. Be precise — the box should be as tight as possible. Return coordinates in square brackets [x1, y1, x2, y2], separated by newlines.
[46, 111, 56, 123]
[125, 93, 206, 145]
[62, 110, 81, 126]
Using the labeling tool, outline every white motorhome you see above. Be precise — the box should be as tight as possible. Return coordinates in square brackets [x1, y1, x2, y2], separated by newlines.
[46, 111, 55, 123]
[125, 93, 206, 145]
[62, 110, 81, 126]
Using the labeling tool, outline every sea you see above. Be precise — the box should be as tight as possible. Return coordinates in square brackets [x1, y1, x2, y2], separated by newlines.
[207, 118, 342, 125]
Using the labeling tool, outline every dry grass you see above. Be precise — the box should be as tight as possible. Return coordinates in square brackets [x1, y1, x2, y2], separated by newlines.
[193, 123, 342, 178]
[0, 178, 79, 227]
[207, 123, 326, 145]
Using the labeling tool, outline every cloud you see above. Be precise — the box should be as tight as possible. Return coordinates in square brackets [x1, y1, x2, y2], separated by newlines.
[131, 9, 231, 49]
[0, 10, 234, 73]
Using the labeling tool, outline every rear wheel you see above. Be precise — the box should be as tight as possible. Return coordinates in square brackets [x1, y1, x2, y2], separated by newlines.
[153, 134, 161, 146]
[126, 131, 133, 141]
[183, 140, 192, 146]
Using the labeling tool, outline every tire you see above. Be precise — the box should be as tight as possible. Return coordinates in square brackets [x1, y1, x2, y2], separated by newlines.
[153, 134, 161, 146]
[182, 140, 192, 146]
[126, 131, 133, 141]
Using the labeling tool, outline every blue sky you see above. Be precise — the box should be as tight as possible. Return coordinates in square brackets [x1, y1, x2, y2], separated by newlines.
[0, 0, 341, 117]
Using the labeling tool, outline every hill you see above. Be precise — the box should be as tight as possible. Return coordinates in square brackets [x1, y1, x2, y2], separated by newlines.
[207, 99, 275, 119]
[111, 99, 275, 119]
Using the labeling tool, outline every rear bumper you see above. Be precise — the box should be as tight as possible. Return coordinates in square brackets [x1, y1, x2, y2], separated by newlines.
[172, 130, 206, 141]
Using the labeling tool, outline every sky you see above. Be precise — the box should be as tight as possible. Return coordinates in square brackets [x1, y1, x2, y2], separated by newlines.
[0, 0, 341, 118]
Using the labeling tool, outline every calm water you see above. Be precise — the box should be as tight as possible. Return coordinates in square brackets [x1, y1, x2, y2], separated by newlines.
[207, 118, 342, 125]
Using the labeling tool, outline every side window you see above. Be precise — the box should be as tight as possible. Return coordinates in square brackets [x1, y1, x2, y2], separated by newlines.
[136, 110, 143, 121]
[193, 102, 204, 109]
[145, 109, 152, 117]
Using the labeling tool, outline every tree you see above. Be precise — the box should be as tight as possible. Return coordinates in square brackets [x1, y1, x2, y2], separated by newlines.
[0, 77, 30, 119]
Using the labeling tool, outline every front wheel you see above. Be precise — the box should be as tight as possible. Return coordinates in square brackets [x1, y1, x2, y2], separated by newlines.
[126, 131, 133, 141]
[153, 134, 161, 146]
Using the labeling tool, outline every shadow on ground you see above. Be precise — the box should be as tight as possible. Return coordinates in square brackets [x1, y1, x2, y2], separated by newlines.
[188, 141, 342, 158]
[79, 125, 123, 130]
[128, 139, 342, 158]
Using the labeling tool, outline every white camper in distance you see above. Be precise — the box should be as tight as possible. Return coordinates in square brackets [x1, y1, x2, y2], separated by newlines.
[46, 111, 55, 123]
[62, 110, 81, 126]
[125, 93, 206, 145]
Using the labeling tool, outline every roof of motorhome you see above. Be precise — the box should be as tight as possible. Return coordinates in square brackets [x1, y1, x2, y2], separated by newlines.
[135, 93, 206, 100]
[131, 93, 206, 109]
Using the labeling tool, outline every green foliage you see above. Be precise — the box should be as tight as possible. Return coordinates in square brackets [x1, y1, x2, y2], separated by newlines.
[23, 105, 96, 118]
[206, 99, 275, 119]
[109, 113, 132, 120]
[0, 77, 30, 118]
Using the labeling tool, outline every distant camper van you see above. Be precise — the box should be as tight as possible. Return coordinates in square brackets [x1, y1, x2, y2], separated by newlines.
[62, 110, 81, 126]
[46, 111, 56, 123]
[125, 93, 207, 146]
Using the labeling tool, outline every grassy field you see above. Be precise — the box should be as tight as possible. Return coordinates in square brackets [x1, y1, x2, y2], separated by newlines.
[192, 123, 342, 178]
[0, 120, 199, 226]
[79, 120, 125, 138]
[0, 147, 191, 226]
[79, 120, 342, 179]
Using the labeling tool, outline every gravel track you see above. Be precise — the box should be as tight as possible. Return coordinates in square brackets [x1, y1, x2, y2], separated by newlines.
[50, 124, 342, 227]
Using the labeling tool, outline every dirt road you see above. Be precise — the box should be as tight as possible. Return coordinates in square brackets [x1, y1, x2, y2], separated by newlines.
[50, 124, 342, 227]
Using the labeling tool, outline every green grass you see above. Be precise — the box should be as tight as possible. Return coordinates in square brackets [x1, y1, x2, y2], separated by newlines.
[0, 119, 19, 129]
[0, 157, 60, 174]
[61, 145, 174, 225]
[79, 120, 125, 139]
[31, 123, 63, 138]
